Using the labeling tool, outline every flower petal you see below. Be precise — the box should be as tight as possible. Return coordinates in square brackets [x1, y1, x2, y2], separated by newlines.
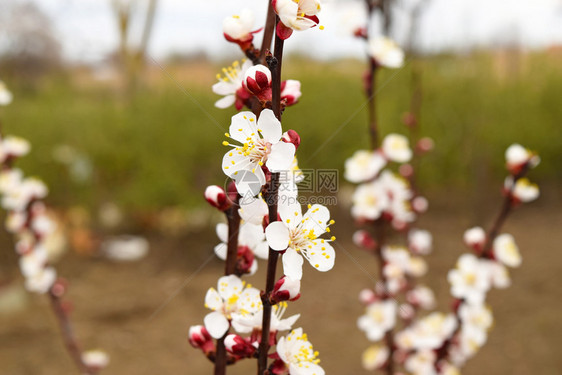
[204, 311, 230, 339]
[214, 243, 227, 260]
[265, 222, 290, 251]
[229, 112, 259, 144]
[301, 204, 330, 234]
[217, 274, 244, 300]
[205, 287, 223, 311]
[216, 223, 228, 243]
[282, 248, 304, 280]
[307, 242, 335, 272]
[267, 142, 296, 172]
[239, 197, 268, 225]
[215, 95, 236, 109]
[257, 109, 282, 143]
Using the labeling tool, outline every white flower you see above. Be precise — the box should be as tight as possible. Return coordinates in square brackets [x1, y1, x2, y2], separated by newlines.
[368, 37, 404, 68]
[344, 150, 386, 183]
[362, 345, 389, 371]
[505, 143, 540, 172]
[406, 285, 436, 310]
[265, 202, 335, 280]
[232, 301, 300, 334]
[351, 181, 389, 220]
[222, 110, 296, 196]
[0, 168, 23, 195]
[382, 133, 412, 163]
[82, 350, 109, 370]
[19, 246, 48, 278]
[1, 177, 48, 212]
[493, 233, 521, 268]
[0, 136, 30, 162]
[486, 260, 511, 289]
[238, 195, 268, 225]
[203, 275, 261, 339]
[214, 221, 268, 275]
[357, 299, 397, 341]
[275, 0, 321, 33]
[397, 312, 457, 351]
[508, 177, 539, 203]
[272, 276, 301, 302]
[404, 349, 437, 375]
[0, 81, 13, 106]
[281, 79, 302, 106]
[25, 266, 56, 294]
[463, 227, 486, 249]
[223, 9, 255, 42]
[408, 229, 432, 255]
[459, 303, 493, 332]
[447, 254, 491, 305]
[277, 328, 325, 375]
[212, 60, 253, 109]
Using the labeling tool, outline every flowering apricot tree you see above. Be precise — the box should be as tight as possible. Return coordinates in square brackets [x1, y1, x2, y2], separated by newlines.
[345, 1, 541, 374]
[0, 81, 109, 374]
[189, 2, 332, 374]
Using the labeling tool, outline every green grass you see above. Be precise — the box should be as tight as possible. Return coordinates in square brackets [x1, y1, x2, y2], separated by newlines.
[2, 51, 561, 212]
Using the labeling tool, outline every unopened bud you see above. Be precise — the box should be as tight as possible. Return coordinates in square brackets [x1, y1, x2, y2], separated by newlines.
[398, 164, 414, 179]
[271, 276, 301, 303]
[411, 196, 429, 213]
[282, 129, 301, 150]
[205, 185, 230, 211]
[463, 227, 486, 252]
[353, 230, 376, 251]
[398, 303, 415, 320]
[401, 112, 417, 128]
[416, 137, 434, 153]
[243, 65, 272, 101]
[358, 288, 376, 305]
[188, 325, 215, 355]
[224, 334, 256, 357]
[280, 80, 302, 106]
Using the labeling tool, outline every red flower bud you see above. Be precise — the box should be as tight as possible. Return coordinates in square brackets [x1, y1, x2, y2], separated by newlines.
[282, 130, 301, 150]
[271, 276, 301, 303]
[188, 325, 215, 355]
[243, 65, 272, 102]
[224, 334, 256, 358]
[204, 185, 230, 211]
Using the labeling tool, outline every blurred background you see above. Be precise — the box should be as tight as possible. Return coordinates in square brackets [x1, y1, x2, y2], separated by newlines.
[0, 0, 561, 374]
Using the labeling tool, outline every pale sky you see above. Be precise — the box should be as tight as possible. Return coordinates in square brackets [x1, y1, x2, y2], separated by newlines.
[22, 0, 562, 62]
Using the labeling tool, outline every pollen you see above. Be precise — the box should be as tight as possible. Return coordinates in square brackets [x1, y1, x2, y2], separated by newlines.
[222, 141, 229, 146]
[319, 25, 325, 30]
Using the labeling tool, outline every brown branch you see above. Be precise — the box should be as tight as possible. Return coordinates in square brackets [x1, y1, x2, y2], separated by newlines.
[259, 0, 277, 64]
[49, 290, 96, 375]
[366, 60, 379, 149]
[257, 18, 284, 374]
[214, 195, 241, 375]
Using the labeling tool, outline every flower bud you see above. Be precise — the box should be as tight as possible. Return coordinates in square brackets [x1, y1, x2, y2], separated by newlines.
[401, 112, 417, 128]
[463, 227, 486, 251]
[82, 350, 109, 371]
[243, 65, 272, 101]
[235, 245, 256, 275]
[408, 229, 432, 255]
[282, 129, 301, 150]
[224, 334, 256, 358]
[398, 164, 413, 179]
[398, 303, 415, 320]
[188, 325, 215, 355]
[505, 143, 540, 174]
[411, 196, 429, 213]
[204, 185, 230, 211]
[353, 230, 376, 251]
[416, 137, 434, 153]
[271, 276, 300, 303]
[358, 288, 376, 305]
[280, 80, 302, 106]
[509, 177, 539, 203]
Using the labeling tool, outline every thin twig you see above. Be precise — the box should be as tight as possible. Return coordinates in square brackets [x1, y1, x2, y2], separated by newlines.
[257, 17, 284, 374]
